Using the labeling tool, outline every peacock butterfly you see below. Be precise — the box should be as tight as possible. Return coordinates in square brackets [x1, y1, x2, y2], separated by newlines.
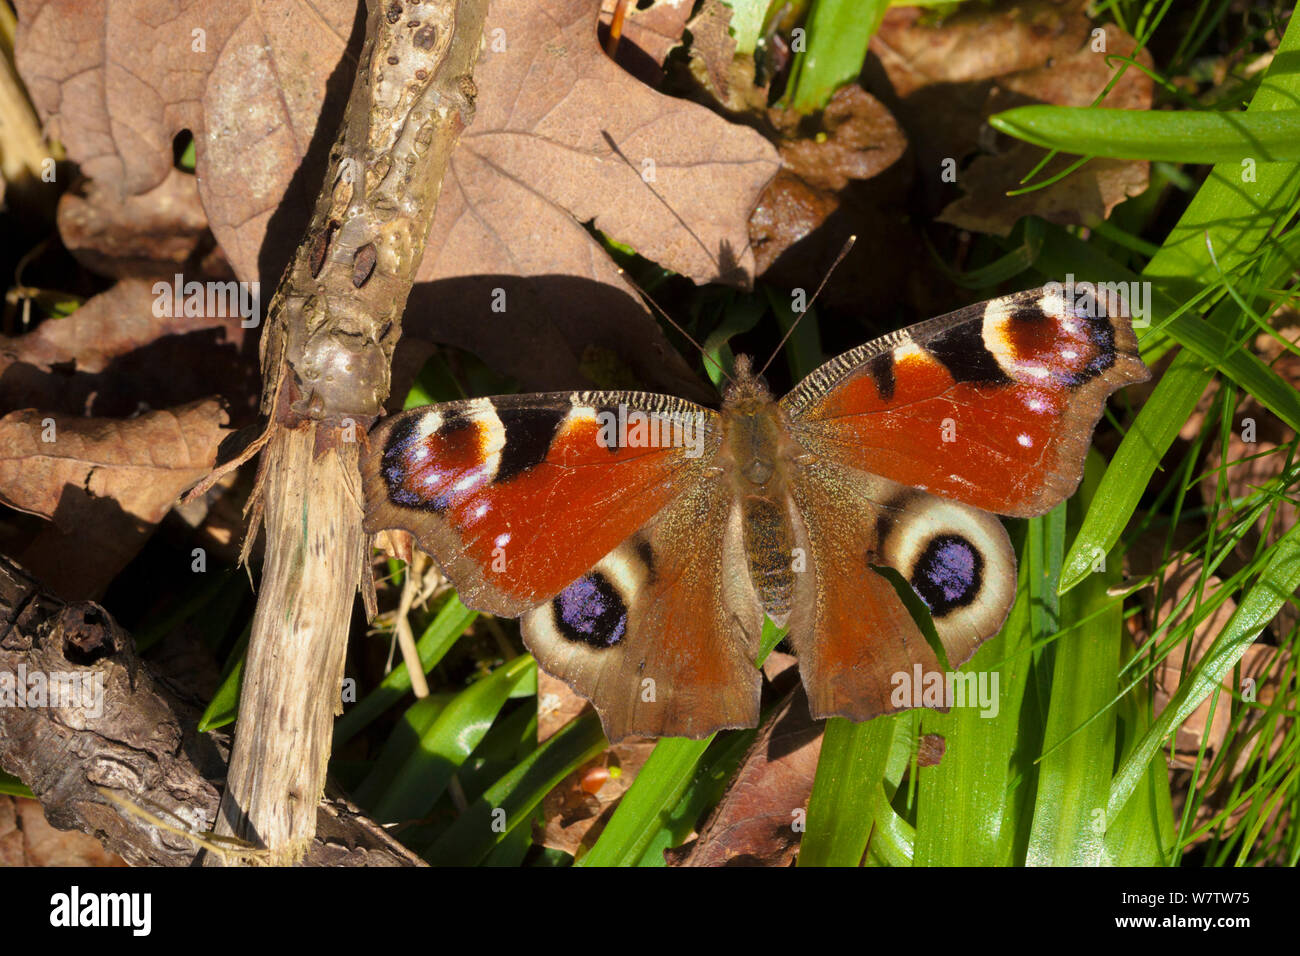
[361, 286, 1149, 741]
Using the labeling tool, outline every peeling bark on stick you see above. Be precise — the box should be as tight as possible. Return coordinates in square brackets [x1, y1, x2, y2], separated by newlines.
[213, 0, 488, 863]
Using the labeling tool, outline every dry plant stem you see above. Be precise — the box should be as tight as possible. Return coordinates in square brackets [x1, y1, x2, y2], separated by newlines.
[396, 551, 431, 698]
[213, 0, 487, 863]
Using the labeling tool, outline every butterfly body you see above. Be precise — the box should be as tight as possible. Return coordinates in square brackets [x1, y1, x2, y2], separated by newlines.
[363, 287, 1149, 741]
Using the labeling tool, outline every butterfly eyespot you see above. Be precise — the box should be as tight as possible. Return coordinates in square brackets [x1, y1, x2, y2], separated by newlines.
[909, 534, 983, 617]
[552, 573, 628, 649]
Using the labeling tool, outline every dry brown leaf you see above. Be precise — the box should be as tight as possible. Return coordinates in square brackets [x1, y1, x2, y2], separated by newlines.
[685, 0, 738, 105]
[872, 0, 1091, 99]
[0, 279, 256, 418]
[0, 400, 230, 597]
[0, 795, 126, 866]
[667, 684, 823, 867]
[57, 168, 226, 280]
[17, 0, 779, 396]
[773, 85, 908, 193]
[936, 24, 1153, 235]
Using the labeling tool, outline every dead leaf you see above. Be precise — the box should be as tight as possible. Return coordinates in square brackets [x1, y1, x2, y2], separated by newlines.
[667, 684, 823, 867]
[0, 279, 256, 418]
[17, 0, 779, 396]
[936, 24, 1153, 235]
[872, 1, 1091, 99]
[0, 795, 126, 866]
[57, 168, 225, 279]
[0, 400, 230, 597]
[938, 148, 1148, 237]
[772, 85, 908, 192]
[685, 0, 748, 109]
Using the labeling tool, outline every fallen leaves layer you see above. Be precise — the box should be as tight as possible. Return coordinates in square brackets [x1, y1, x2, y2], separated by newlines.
[0, 400, 230, 597]
[17, 0, 779, 396]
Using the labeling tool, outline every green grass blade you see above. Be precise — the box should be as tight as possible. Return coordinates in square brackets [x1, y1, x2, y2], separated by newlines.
[579, 619, 787, 866]
[990, 107, 1300, 163]
[0, 769, 34, 798]
[799, 714, 900, 866]
[333, 594, 477, 745]
[1060, 349, 1211, 593]
[1027, 455, 1123, 865]
[424, 713, 607, 865]
[578, 735, 714, 867]
[914, 519, 1041, 866]
[784, 0, 889, 113]
[1108, 521, 1300, 824]
[1105, 656, 1175, 866]
[1139, 13, 1300, 302]
[370, 656, 535, 822]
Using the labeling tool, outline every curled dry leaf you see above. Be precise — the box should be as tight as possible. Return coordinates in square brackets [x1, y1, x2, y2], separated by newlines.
[16, 0, 779, 396]
[0, 400, 230, 598]
[872, 0, 1091, 99]
[750, 85, 910, 306]
[667, 683, 823, 868]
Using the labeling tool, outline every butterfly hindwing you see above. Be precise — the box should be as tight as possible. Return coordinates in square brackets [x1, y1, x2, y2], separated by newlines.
[781, 286, 1149, 517]
[522, 473, 764, 741]
[362, 392, 720, 616]
[785, 460, 1016, 720]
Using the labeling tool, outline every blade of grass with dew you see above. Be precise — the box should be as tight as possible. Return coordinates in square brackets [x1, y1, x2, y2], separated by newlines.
[1026, 454, 1124, 865]
[424, 712, 608, 865]
[784, 0, 890, 113]
[913, 517, 1042, 865]
[990, 106, 1300, 163]
[799, 713, 901, 866]
[579, 618, 787, 867]
[370, 656, 535, 823]
[1108, 520, 1300, 824]
[332, 593, 477, 745]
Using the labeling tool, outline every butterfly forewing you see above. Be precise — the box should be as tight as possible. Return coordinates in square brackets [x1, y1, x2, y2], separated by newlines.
[362, 391, 721, 616]
[781, 286, 1150, 518]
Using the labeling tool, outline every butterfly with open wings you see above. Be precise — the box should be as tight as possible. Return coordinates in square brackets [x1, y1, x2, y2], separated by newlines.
[361, 286, 1149, 741]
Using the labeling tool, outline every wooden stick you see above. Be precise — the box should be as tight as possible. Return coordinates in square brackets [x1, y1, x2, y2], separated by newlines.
[211, 0, 488, 863]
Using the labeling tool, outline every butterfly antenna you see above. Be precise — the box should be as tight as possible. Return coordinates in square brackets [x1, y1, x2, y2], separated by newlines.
[757, 235, 857, 379]
[618, 268, 734, 387]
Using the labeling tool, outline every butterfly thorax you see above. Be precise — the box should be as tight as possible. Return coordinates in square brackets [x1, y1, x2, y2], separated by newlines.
[720, 355, 801, 625]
